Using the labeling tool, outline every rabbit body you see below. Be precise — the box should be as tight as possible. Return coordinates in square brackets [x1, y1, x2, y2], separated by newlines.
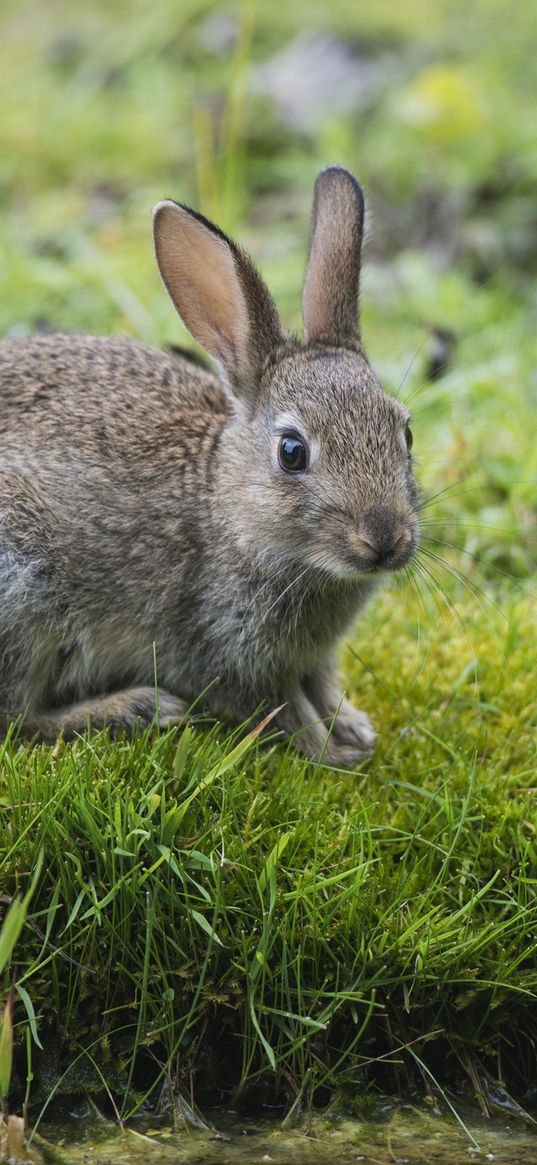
[0, 168, 419, 765]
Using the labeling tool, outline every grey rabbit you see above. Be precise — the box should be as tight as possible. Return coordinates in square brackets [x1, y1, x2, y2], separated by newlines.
[0, 166, 419, 767]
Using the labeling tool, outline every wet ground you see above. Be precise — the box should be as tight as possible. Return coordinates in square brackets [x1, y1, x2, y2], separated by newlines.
[32, 1098, 537, 1165]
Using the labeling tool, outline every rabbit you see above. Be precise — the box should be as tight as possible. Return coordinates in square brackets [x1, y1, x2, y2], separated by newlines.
[0, 166, 419, 768]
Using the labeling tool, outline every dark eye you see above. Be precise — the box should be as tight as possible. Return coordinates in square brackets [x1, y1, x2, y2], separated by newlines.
[405, 423, 413, 454]
[278, 434, 308, 473]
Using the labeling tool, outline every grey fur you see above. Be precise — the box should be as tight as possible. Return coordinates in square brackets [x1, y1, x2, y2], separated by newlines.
[0, 167, 419, 766]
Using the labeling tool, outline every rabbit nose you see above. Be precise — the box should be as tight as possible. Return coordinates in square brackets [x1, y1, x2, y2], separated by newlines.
[360, 530, 412, 564]
[355, 505, 414, 566]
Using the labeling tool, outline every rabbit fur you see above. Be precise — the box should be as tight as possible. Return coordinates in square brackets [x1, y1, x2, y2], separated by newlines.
[0, 167, 419, 767]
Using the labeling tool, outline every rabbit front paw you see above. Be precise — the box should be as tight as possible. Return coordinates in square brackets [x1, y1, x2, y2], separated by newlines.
[320, 733, 375, 770]
[319, 712, 375, 770]
[278, 689, 375, 771]
[329, 698, 376, 753]
[318, 700, 376, 768]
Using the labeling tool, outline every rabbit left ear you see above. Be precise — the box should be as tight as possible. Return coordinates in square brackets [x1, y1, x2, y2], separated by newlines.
[153, 201, 285, 402]
[302, 167, 365, 348]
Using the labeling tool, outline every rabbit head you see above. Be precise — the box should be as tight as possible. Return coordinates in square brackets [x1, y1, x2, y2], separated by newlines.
[153, 166, 419, 586]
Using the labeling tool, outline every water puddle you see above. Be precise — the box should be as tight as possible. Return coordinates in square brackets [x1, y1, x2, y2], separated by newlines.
[28, 1099, 537, 1165]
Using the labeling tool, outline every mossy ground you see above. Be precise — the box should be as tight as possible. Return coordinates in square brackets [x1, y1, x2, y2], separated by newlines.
[0, 0, 536, 1137]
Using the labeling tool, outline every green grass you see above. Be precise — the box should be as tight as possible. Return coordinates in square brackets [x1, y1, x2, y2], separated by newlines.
[1, 591, 536, 1122]
[0, 0, 536, 1135]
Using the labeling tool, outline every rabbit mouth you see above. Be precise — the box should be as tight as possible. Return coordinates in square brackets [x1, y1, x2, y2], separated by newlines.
[343, 556, 412, 577]
[300, 538, 417, 582]
[335, 534, 419, 578]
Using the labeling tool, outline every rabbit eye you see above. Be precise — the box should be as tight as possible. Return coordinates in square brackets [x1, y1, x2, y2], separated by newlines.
[278, 434, 308, 473]
[404, 423, 413, 454]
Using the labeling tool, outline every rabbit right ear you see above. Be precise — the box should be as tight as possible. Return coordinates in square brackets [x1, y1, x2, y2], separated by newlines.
[302, 167, 365, 348]
[153, 201, 285, 402]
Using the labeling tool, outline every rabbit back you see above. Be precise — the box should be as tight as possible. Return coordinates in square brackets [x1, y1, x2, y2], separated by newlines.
[0, 334, 231, 717]
[0, 333, 228, 448]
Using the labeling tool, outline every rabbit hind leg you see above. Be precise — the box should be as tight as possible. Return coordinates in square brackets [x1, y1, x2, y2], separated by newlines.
[25, 686, 187, 742]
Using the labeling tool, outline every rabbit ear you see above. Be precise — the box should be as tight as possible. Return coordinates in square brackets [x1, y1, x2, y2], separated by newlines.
[302, 167, 365, 347]
[153, 201, 285, 399]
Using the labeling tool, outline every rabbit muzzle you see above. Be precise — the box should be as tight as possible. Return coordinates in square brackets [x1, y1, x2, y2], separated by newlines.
[348, 504, 419, 573]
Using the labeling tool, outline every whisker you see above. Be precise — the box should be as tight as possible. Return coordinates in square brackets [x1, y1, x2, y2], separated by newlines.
[412, 556, 472, 645]
[422, 535, 531, 593]
[242, 561, 291, 619]
[260, 566, 312, 623]
[417, 478, 476, 512]
[419, 518, 510, 533]
[418, 477, 537, 514]
[402, 562, 429, 628]
[394, 331, 437, 402]
[417, 546, 506, 622]
[401, 566, 438, 696]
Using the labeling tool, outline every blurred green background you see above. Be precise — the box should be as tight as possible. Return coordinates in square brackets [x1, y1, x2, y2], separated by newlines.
[1, 0, 536, 571]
